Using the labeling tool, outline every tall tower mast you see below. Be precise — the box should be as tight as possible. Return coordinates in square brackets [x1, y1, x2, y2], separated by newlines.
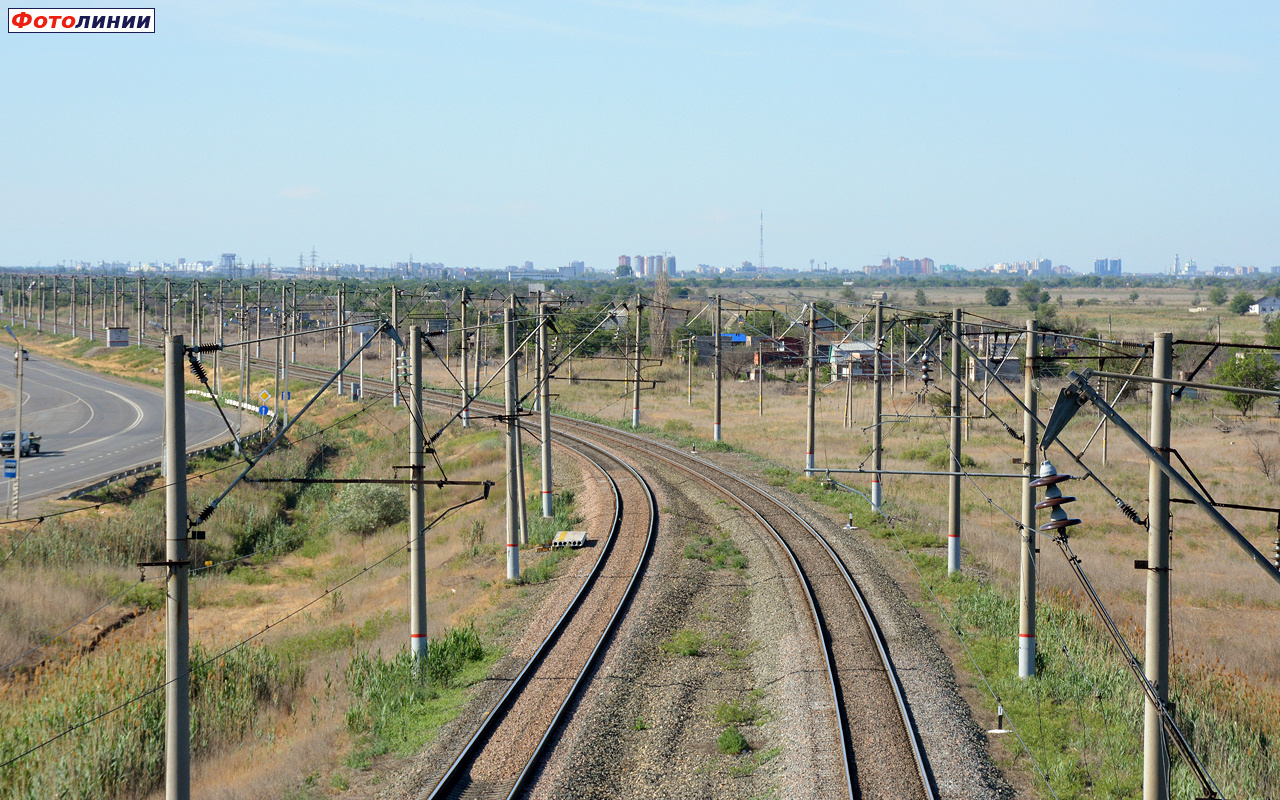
[759, 211, 764, 271]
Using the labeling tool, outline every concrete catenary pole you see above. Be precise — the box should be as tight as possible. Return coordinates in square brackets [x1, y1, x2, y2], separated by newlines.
[871, 301, 884, 511]
[214, 281, 222, 396]
[804, 302, 817, 475]
[86, 276, 94, 341]
[948, 307, 963, 575]
[391, 286, 400, 408]
[459, 290, 469, 425]
[70, 276, 77, 339]
[632, 295, 643, 428]
[282, 284, 291, 426]
[1144, 332, 1173, 800]
[163, 334, 190, 800]
[1018, 319, 1039, 678]
[713, 294, 722, 441]
[408, 325, 428, 663]
[51, 276, 57, 336]
[254, 280, 263, 360]
[511, 300, 528, 546]
[337, 284, 345, 395]
[504, 308, 520, 580]
[540, 302, 554, 518]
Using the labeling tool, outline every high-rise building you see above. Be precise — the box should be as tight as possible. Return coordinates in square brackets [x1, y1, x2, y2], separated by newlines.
[1093, 259, 1108, 275]
[635, 254, 645, 277]
[665, 256, 677, 275]
[1110, 259, 1122, 274]
[619, 255, 631, 268]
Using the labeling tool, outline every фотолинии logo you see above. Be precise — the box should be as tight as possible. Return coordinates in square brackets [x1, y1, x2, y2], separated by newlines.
[8, 8, 154, 32]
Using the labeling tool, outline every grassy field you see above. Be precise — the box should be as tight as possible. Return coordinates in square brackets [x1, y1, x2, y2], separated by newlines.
[3, 281, 1278, 798]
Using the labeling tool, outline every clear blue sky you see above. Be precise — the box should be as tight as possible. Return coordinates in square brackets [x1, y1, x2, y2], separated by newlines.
[4, 2, 1279, 274]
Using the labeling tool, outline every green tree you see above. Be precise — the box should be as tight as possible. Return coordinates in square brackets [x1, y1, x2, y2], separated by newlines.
[1215, 351, 1278, 416]
[915, 288, 928, 306]
[985, 287, 1010, 307]
[1128, 291, 1139, 304]
[1017, 281, 1050, 311]
[1228, 291, 1256, 315]
[1264, 314, 1280, 348]
[615, 264, 632, 278]
[1208, 286, 1229, 306]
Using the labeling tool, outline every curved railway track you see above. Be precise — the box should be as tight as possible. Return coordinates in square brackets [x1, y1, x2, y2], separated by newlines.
[256, 360, 935, 798]
[425, 428, 658, 800]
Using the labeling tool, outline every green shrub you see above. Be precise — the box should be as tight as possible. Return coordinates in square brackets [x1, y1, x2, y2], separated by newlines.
[330, 484, 407, 536]
[717, 727, 748, 754]
[714, 697, 762, 726]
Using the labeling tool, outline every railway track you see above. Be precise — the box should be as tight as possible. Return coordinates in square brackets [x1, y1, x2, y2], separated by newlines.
[424, 428, 658, 800]
[543, 417, 937, 800]
[254, 360, 935, 798]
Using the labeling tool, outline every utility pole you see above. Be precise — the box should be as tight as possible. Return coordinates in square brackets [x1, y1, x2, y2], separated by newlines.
[273, 298, 281, 425]
[503, 308, 520, 580]
[474, 296, 484, 408]
[1018, 319, 1039, 678]
[6, 327, 23, 519]
[540, 301, 553, 518]
[687, 336, 693, 405]
[214, 281, 223, 396]
[512, 301, 528, 546]
[713, 294, 722, 441]
[290, 282, 298, 366]
[391, 286, 401, 409]
[758, 341, 763, 417]
[70, 276, 77, 338]
[282, 284, 291, 425]
[163, 333, 190, 800]
[51, 276, 58, 336]
[632, 295, 643, 428]
[459, 289, 468, 425]
[255, 280, 263, 360]
[805, 302, 816, 475]
[191, 280, 200, 349]
[86, 276, 94, 341]
[1144, 332, 1172, 800]
[336, 284, 345, 395]
[238, 283, 246, 451]
[948, 308, 963, 575]
[36, 277, 43, 334]
[137, 275, 144, 343]
[408, 325, 427, 664]
[871, 301, 884, 512]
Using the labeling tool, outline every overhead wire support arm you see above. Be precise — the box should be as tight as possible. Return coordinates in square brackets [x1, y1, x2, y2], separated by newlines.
[192, 318, 400, 529]
[950, 333, 1143, 523]
[1043, 369, 1280, 588]
[183, 344, 249, 464]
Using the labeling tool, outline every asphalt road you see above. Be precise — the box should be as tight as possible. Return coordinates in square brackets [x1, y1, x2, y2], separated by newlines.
[0, 356, 229, 504]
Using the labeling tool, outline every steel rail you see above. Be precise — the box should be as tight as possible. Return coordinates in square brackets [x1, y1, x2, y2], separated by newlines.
[421, 424, 658, 800]
[553, 417, 935, 800]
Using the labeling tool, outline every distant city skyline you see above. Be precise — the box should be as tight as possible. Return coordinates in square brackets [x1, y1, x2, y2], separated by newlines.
[4, 4, 1280, 274]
